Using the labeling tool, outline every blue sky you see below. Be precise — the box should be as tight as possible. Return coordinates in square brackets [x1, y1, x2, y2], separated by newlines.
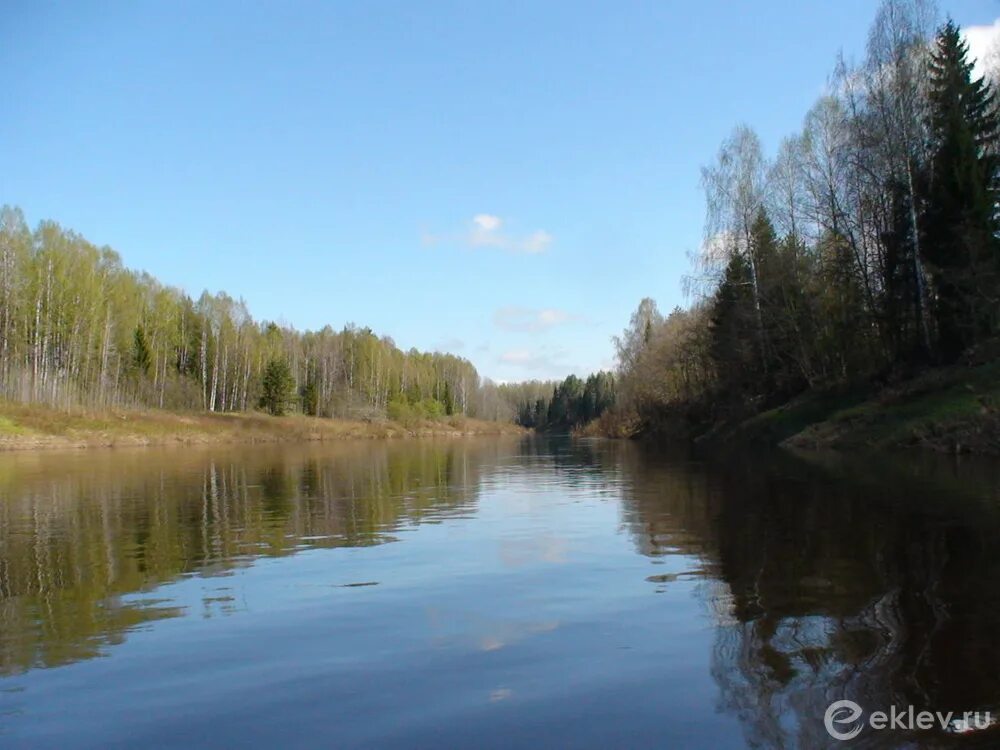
[3, 1, 999, 382]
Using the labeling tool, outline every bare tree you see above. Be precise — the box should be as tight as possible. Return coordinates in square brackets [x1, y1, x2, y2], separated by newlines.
[701, 125, 770, 367]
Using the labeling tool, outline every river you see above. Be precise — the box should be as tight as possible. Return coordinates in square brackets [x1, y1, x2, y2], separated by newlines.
[2, 437, 999, 748]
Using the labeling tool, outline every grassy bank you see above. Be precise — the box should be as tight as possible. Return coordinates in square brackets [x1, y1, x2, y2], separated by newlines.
[0, 402, 525, 451]
[712, 359, 1000, 454]
[578, 356, 1000, 455]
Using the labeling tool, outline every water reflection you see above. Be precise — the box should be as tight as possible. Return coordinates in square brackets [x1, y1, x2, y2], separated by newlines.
[2, 437, 1000, 748]
[610, 443, 1000, 748]
[0, 440, 508, 676]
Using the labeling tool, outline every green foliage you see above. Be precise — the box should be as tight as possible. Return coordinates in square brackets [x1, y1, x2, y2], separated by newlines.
[0, 206, 488, 421]
[612, 12, 1000, 438]
[0, 416, 27, 435]
[132, 325, 152, 375]
[923, 19, 1000, 360]
[709, 251, 758, 402]
[387, 396, 447, 424]
[505, 371, 616, 431]
[260, 358, 294, 416]
[300, 378, 319, 417]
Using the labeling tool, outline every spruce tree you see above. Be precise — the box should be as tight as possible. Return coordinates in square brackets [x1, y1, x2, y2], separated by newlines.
[709, 252, 758, 404]
[132, 325, 151, 375]
[301, 377, 318, 416]
[260, 357, 294, 416]
[923, 20, 1000, 360]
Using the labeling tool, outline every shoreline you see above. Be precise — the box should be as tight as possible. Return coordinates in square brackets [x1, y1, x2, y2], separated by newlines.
[0, 402, 526, 452]
[583, 358, 1000, 456]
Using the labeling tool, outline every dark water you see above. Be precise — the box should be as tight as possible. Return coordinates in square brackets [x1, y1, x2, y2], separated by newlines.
[2, 437, 1000, 749]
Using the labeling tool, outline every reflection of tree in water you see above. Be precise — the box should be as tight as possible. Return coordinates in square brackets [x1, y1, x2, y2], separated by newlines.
[615, 445, 1000, 748]
[514, 436, 629, 499]
[0, 439, 509, 676]
[259, 463, 295, 519]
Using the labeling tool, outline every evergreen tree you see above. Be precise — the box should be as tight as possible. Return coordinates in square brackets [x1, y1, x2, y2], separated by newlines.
[442, 381, 454, 415]
[749, 208, 780, 381]
[533, 398, 546, 428]
[300, 367, 319, 416]
[709, 253, 759, 405]
[505, 373, 614, 431]
[882, 180, 924, 362]
[260, 357, 294, 416]
[132, 325, 151, 375]
[923, 20, 1000, 360]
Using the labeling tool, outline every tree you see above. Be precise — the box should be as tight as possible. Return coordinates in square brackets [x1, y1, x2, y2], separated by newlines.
[923, 19, 1000, 360]
[863, 0, 938, 357]
[709, 252, 759, 404]
[500, 373, 616, 431]
[701, 125, 770, 369]
[260, 357, 294, 416]
[614, 298, 662, 379]
[300, 371, 319, 416]
[132, 324, 152, 375]
[0, 205, 496, 421]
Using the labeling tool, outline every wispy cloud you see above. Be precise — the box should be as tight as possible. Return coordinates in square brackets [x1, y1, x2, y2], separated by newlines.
[498, 348, 571, 375]
[423, 215, 553, 255]
[494, 306, 582, 333]
[473, 214, 501, 232]
[521, 230, 553, 254]
[964, 20, 1000, 80]
[500, 349, 536, 365]
[499, 535, 570, 567]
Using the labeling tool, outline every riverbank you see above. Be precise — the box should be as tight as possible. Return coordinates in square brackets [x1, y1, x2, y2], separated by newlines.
[0, 402, 525, 451]
[581, 357, 1000, 455]
[713, 358, 1000, 454]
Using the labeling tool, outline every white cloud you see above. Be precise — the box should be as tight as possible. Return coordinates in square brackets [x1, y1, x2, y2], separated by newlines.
[497, 347, 573, 375]
[698, 231, 736, 267]
[521, 230, 553, 254]
[494, 306, 582, 333]
[473, 214, 502, 232]
[963, 19, 1000, 80]
[424, 215, 553, 255]
[500, 349, 534, 364]
[499, 535, 569, 567]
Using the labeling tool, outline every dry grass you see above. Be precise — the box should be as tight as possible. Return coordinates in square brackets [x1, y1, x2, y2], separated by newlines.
[574, 409, 642, 439]
[0, 402, 525, 451]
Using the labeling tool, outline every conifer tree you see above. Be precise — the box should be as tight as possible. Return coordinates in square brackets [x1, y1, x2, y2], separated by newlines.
[132, 325, 152, 375]
[709, 253, 758, 403]
[260, 357, 294, 416]
[923, 20, 1000, 359]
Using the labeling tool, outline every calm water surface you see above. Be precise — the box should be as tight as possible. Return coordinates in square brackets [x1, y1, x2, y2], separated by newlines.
[2, 437, 1000, 748]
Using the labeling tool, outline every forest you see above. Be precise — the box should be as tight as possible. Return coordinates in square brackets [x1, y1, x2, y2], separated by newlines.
[604, 5, 1000, 440]
[500, 371, 616, 432]
[3, 0, 997, 447]
[0, 205, 518, 422]
[0, 203, 621, 432]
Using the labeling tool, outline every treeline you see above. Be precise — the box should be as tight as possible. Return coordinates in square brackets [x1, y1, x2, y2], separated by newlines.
[0, 207, 510, 420]
[611, 4, 1000, 432]
[500, 371, 616, 431]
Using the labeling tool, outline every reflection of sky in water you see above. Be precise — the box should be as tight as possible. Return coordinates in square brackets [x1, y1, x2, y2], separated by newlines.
[3, 439, 1000, 748]
[0, 440, 732, 749]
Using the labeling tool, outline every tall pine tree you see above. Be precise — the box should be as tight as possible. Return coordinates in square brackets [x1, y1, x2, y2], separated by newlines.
[923, 20, 1000, 360]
